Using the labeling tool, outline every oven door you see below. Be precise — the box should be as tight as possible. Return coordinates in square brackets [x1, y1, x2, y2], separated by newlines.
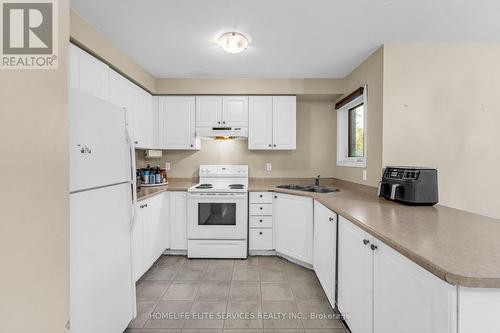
[187, 193, 248, 240]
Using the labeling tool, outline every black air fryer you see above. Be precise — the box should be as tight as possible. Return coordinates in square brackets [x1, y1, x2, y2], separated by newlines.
[378, 167, 438, 206]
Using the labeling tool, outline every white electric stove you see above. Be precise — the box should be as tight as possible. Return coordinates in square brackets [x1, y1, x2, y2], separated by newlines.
[187, 165, 249, 258]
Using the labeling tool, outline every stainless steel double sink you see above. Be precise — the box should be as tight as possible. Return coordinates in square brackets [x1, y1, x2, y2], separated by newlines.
[276, 184, 338, 193]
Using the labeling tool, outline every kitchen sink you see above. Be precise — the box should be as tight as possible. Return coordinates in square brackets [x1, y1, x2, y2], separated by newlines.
[276, 184, 338, 193]
[303, 186, 338, 193]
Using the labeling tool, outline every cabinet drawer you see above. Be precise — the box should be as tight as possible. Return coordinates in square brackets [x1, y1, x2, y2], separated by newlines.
[249, 216, 273, 228]
[249, 192, 273, 204]
[249, 229, 273, 250]
[249, 203, 273, 215]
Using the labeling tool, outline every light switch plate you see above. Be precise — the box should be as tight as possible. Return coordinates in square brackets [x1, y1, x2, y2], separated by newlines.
[165, 162, 171, 171]
[266, 163, 272, 171]
[362, 169, 367, 181]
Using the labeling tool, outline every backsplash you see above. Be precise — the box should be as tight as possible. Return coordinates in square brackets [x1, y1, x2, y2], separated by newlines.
[135, 101, 336, 178]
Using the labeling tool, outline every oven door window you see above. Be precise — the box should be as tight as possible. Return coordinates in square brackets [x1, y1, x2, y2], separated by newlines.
[198, 203, 236, 226]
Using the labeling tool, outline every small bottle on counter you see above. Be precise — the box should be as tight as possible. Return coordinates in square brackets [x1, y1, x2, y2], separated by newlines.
[155, 166, 161, 184]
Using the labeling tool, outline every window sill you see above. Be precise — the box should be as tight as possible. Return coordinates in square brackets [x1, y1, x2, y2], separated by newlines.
[337, 160, 366, 168]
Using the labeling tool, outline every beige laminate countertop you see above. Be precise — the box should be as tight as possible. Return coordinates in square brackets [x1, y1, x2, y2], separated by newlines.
[137, 179, 196, 201]
[136, 176, 500, 288]
[249, 178, 500, 288]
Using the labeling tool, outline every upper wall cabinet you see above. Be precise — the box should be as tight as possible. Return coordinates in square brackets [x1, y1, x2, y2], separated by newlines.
[196, 96, 222, 127]
[69, 44, 110, 102]
[158, 96, 200, 150]
[196, 96, 249, 128]
[109, 69, 157, 149]
[223, 96, 249, 127]
[248, 96, 296, 150]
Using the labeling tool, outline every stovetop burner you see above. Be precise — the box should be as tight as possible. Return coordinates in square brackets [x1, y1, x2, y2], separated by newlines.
[229, 184, 245, 189]
[196, 183, 213, 189]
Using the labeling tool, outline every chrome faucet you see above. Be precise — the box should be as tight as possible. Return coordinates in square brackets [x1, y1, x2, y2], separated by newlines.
[315, 175, 321, 186]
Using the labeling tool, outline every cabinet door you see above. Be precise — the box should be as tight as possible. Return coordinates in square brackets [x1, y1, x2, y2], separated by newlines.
[169, 192, 187, 250]
[109, 70, 136, 142]
[159, 97, 198, 149]
[313, 201, 337, 307]
[142, 194, 164, 271]
[196, 96, 222, 127]
[338, 216, 373, 333]
[248, 96, 273, 150]
[373, 241, 457, 333]
[69, 44, 110, 102]
[132, 206, 144, 282]
[272, 96, 296, 149]
[223, 96, 248, 127]
[274, 193, 313, 264]
[134, 88, 156, 149]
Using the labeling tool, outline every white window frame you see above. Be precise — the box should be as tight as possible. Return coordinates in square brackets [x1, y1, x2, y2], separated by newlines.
[336, 85, 367, 168]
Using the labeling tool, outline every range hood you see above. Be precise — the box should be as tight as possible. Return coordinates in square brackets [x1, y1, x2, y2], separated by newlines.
[196, 126, 248, 139]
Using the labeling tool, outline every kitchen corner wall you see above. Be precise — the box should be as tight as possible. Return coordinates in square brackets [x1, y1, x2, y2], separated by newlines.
[383, 44, 500, 219]
[0, 1, 70, 332]
[333, 47, 384, 187]
[136, 100, 337, 178]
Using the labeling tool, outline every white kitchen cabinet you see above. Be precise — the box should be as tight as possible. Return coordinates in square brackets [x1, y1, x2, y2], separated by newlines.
[141, 194, 165, 270]
[134, 89, 157, 149]
[373, 240, 457, 333]
[169, 191, 188, 250]
[249, 191, 274, 253]
[274, 193, 313, 264]
[273, 96, 296, 149]
[109, 70, 136, 141]
[196, 96, 222, 127]
[313, 201, 337, 307]
[132, 193, 170, 282]
[338, 216, 374, 333]
[159, 97, 200, 150]
[248, 96, 296, 150]
[69, 44, 110, 102]
[223, 96, 249, 127]
[109, 69, 157, 149]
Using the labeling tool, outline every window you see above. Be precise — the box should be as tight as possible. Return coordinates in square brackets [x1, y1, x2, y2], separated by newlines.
[336, 86, 367, 167]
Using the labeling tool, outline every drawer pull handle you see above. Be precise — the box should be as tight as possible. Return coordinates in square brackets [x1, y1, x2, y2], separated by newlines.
[259, 194, 263, 198]
[259, 207, 263, 210]
[259, 232, 263, 235]
[329, 217, 334, 221]
[363, 239, 370, 245]
[260, 219, 263, 222]
[371, 244, 378, 251]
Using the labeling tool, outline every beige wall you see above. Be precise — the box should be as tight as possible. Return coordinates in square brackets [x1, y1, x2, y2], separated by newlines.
[70, 10, 156, 92]
[383, 44, 500, 219]
[0, 1, 70, 332]
[137, 101, 337, 178]
[156, 78, 344, 95]
[332, 47, 384, 187]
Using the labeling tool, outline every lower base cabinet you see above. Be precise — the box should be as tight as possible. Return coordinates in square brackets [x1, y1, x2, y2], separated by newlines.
[274, 193, 313, 265]
[338, 216, 374, 333]
[132, 193, 170, 282]
[338, 216, 457, 333]
[169, 191, 188, 250]
[373, 238, 457, 333]
[313, 201, 337, 307]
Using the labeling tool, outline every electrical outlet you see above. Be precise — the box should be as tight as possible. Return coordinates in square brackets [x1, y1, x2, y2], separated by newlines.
[362, 169, 367, 181]
[266, 163, 272, 172]
[165, 162, 171, 171]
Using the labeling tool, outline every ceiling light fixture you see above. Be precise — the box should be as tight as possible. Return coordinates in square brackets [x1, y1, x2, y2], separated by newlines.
[217, 32, 249, 54]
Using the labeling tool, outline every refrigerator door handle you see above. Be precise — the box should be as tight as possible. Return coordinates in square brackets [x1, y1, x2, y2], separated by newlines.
[125, 112, 138, 232]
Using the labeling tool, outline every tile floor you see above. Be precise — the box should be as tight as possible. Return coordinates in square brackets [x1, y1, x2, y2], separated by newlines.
[126, 255, 349, 333]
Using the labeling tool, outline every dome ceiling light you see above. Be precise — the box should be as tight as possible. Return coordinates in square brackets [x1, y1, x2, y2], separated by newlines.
[217, 32, 249, 54]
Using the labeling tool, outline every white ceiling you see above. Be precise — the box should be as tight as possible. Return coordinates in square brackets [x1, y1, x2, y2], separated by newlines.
[71, 0, 500, 78]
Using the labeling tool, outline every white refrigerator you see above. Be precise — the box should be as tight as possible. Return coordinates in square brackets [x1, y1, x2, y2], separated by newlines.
[69, 89, 137, 333]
